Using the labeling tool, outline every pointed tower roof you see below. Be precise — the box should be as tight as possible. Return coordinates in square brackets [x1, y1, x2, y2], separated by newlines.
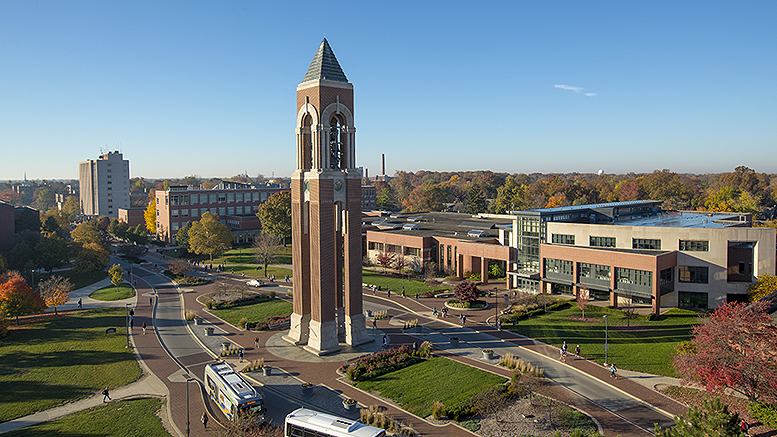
[302, 38, 348, 83]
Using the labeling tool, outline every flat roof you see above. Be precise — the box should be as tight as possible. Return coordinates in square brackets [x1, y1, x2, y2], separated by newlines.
[363, 211, 512, 239]
[520, 200, 661, 214]
[613, 211, 747, 228]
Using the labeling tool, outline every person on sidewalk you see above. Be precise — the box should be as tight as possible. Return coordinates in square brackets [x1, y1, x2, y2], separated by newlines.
[560, 350, 566, 363]
[575, 344, 580, 358]
[562, 341, 567, 355]
[382, 335, 387, 350]
[77, 298, 82, 309]
[254, 337, 259, 348]
[202, 412, 209, 430]
[372, 319, 377, 331]
[610, 363, 617, 378]
[142, 322, 146, 335]
[102, 386, 111, 402]
[238, 349, 244, 363]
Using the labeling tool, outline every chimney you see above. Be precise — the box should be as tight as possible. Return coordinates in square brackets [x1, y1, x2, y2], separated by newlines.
[381, 154, 385, 175]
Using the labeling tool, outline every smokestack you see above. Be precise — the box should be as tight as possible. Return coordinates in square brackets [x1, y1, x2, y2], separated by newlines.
[381, 154, 385, 175]
[365, 168, 369, 180]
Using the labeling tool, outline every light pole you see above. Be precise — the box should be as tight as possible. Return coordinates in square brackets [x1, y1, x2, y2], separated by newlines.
[603, 314, 608, 366]
[125, 303, 131, 349]
[185, 377, 196, 437]
[493, 287, 498, 329]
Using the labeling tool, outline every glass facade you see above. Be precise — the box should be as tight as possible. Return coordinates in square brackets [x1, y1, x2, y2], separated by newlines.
[552, 233, 575, 245]
[678, 266, 708, 283]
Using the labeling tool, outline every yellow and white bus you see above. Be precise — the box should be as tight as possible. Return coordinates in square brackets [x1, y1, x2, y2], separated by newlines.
[204, 362, 264, 421]
[284, 408, 385, 437]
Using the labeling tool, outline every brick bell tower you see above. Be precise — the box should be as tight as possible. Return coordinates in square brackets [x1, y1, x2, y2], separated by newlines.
[284, 39, 370, 355]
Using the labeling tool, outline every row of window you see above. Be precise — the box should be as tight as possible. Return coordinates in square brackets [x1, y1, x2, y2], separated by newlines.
[551, 234, 710, 252]
[168, 192, 270, 206]
[168, 206, 259, 218]
[544, 258, 709, 285]
[367, 242, 422, 257]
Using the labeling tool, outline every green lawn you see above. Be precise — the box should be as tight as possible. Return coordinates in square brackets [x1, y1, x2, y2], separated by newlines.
[3, 398, 171, 437]
[505, 305, 701, 376]
[36, 269, 108, 291]
[210, 298, 293, 326]
[184, 246, 293, 266]
[355, 356, 507, 418]
[89, 282, 135, 301]
[0, 308, 142, 422]
[362, 270, 450, 297]
[217, 264, 293, 281]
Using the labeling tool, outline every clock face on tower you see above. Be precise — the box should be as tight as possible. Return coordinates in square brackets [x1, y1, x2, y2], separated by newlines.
[334, 180, 342, 192]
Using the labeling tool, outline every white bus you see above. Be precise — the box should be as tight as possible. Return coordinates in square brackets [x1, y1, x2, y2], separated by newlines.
[284, 408, 385, 437]
[204, 362, 264, 421]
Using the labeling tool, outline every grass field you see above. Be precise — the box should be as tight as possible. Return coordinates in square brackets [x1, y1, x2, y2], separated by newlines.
[35, 269, 108, 291]
[505, 305, 701, 376]
[0, 308, 142, 422]
[3, 398, 171, 437]
[361, 270, 450, 297]
[216, 264, 293, 281]
[89, 282, 135, 301]
[355, 356, 507, 418]
[210, 298, 293, 326]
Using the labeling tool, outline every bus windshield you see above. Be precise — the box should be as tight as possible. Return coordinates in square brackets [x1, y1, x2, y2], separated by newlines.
[240, 402, 264, 415]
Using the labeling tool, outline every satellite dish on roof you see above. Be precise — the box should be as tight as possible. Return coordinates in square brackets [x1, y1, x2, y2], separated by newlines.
[597, 169, 604, 176]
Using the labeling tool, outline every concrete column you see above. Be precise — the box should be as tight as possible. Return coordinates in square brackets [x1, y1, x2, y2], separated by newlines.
[481, 257, 489, 284]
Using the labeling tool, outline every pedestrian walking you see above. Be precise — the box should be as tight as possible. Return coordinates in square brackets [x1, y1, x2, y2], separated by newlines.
[382, 334, 387, 349]
[575, 345, 580, 358]
[402, 285, 405, 297]
[142, 322, 146, 334]
[387, 288, 391, 297]
[610, 363, 617, 378]
[562, 341, 567, 354]
[130, 317, 134, 329]
[202, 412, 209, 430]
[102, 386, 111, 402]
[741, 420, 749, 434]
[432, 307, 437, 317]
[78, 298, 82, 309]
[254, 337, 259, 348]
[372, 319, 377, 331]
[414, 293, 418, 301]
[150, 296, 153, 307]
[238, 349, 244, 363]
[560, 350, 566, 362]
[462, 315, 466, 325]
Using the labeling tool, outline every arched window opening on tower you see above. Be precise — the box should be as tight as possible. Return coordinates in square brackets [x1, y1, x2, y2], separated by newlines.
[329, 115, 346, 170]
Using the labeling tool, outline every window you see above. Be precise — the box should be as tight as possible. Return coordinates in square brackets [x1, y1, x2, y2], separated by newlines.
[590, 236, 616, 247]
[181, 209, 189, 218]
[578, 262, 610, 281]
[191, 209, 198, 217]
[679, 240, 708, 252]
[679, 291, 708, 310]
[544, 258, 573, 276]
[227, 207, 234, 215]
[218, 193, 226, 203]
[209, 193, 217, 203]
[219, 207, 226, 216]
[171, 209, 179, 218]
[552, 234, 575, 245]
[201, 208, 208, 216]
[171, 195, 179, 206]
[191, 194, 199, 204]
[386, 244, 401, 253]
[615, 267, 652, 287]
[210, 208, 217, 215]
[262, 192, 269, 202]
[368, 242, 384, 251]
[678, 266, 708, 283]
[180, 195, 189, 205]
[236, 193, 243, 202]
[405, 247, 421, 257]
[253, 192, 260, 201]
[236, 206, 243, 215]
[633, 238, 661, 250]
[227, 193, 234, 203]
[172, 222, 179, 231]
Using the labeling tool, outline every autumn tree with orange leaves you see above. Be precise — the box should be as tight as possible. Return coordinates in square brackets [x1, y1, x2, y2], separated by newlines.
[38, 275, 73, 315]
[0, 271, 46, 325]
[673, 301, 777, 403]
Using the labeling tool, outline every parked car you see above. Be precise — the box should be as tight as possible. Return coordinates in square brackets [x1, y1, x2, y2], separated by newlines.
[247, 279, 265, 287]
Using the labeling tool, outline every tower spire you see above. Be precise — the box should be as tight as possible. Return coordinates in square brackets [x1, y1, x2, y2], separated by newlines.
[302, 38, 348, 83]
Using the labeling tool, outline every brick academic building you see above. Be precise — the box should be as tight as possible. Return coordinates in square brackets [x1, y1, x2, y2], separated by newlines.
[365, 201, 776, 314]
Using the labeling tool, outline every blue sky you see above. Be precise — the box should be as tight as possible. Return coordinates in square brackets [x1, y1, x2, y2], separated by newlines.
[1, 1, 776, 180]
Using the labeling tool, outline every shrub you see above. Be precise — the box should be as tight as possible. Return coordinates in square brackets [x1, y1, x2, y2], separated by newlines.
[184, 309, 198, 321]
[432, 401, 445, 420]
[749, 401, 777, 427]
[238, 317, 249, 328]
[499, 353, 544, 377]
[340, 345, 421, 382]
[269, 291, 276, 298]
[419, 341, 434, 358]
[454, 281, 478, 303]
[360, 405, 416, 436]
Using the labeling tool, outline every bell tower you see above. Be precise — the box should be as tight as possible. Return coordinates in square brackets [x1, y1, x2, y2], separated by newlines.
[284, 39, 369, 355]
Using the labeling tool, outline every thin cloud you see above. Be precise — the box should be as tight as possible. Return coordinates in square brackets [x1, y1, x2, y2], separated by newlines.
[585, 93, 597, 97]
[554, 84, 584, 92]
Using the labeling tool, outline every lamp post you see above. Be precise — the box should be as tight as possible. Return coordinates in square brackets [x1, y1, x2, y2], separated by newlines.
[125, 303, 131, 349]
[185, 377, 196, 437]
[603, 314, 608, 366]
[493, 287, 498, 329]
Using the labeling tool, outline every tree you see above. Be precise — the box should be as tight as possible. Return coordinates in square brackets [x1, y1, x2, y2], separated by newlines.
[0, 271, 46, 325]
[167, 258, 191, 276]
[74, 242, 109, 274]
[673, 301, 777, 403]
[144, 199, 157, 234]
[454, 281, 478, 303]
[7, 242, 34, 273]
[252, 234, 282, 275]
[576, 287, 590, 319]
[38, 275, 73, 315]
[175, 221, 193, 254]
[376, 251, 395, 273]
[189, 212, 232, 261]
[108, 219, 129, 241]
[466, 184, 487, 214]
[654, 397, 745, 437]
[34, 234, 70, 273]
[748, 273, 777, 302]
[71, 222, 104, 247]
[108, 264, 124, 291]
[33, 187, 55, 211]
[255, 192, 291, 245]
[127, 224, 149, 246]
